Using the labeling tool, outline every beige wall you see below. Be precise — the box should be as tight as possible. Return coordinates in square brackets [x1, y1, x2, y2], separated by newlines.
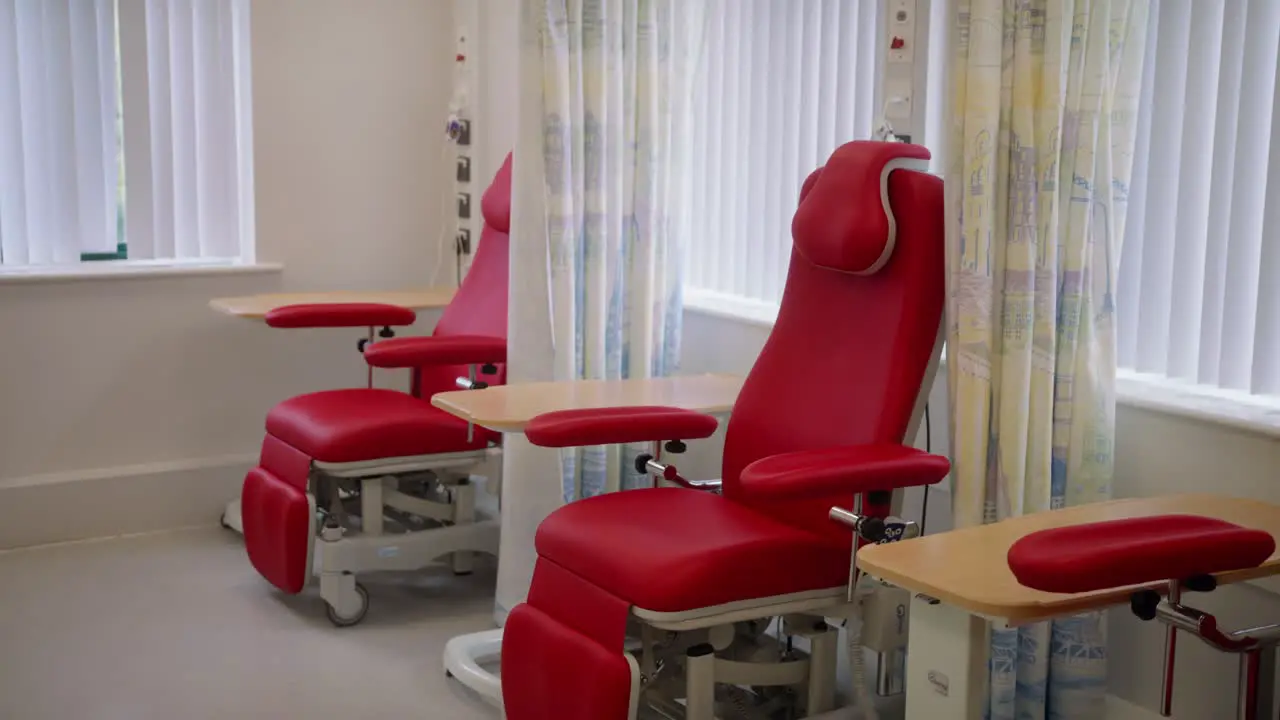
[472, 0, 520, 183]
[0, 0, 456, 543]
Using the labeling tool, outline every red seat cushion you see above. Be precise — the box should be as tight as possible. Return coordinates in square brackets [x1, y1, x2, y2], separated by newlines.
[535, 487, 850, 613]
[266, 388, 495, 463]
[1008, 514, 1277, 594]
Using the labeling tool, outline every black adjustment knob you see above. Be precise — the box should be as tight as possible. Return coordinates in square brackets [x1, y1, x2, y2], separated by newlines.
[481, 363, 498, 375]
[471, 381, 489, 390]
[859, 517, 886, 542]
[867, 490, 892, 506]
[1183, 575, 1217, 593]
[665, 440, 687, 454]
[686, 643, 715, 658]
[635, 453, 654, 475]
[379, 326, 395, 338]
[1130, 590, 1161, 621]
[357, 338, 370, 353]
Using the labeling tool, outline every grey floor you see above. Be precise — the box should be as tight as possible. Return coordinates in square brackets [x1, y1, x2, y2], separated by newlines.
[0, 528, 1159, 720]
[0, 527, 501, 720]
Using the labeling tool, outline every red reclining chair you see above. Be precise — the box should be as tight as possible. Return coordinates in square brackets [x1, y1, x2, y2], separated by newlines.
[241, 154, 512, 627]
[220, 302, 423, 534]
[501, 142, 949, 718]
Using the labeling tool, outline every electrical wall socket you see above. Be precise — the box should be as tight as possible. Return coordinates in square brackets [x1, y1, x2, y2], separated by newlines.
[456, 156, 471, 183]
[456, 228, 472, 254]
[457, 193, 471, 219]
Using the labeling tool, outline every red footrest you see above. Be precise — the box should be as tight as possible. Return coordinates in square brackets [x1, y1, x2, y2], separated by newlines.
[525, 406, 719, 448]
[264, 302, 417, 328]
[1008, 514, 1275, 594]
[242, 467, 314, 594]
[503, 604, 636, 720]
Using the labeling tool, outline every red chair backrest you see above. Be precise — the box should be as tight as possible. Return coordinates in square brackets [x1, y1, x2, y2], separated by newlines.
[721, 142, 945, 544]
[414, 153, 512, 396]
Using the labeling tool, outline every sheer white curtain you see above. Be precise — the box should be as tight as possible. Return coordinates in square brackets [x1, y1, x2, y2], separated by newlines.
[683, 0, 881, 308]
[1118, 0, 1280, 397]
[0, 0, 253, 268]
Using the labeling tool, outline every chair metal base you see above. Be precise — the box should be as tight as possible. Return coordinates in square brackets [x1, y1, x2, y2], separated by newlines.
[221, 498, 244, 534]
[443, 627, 505, 706]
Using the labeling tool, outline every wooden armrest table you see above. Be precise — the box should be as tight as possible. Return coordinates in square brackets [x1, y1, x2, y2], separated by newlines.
[430, 373, 744, 707]
[856, 494, 1280, 719]
[209, 287, 456, 319]
[431, 373, 743, 432]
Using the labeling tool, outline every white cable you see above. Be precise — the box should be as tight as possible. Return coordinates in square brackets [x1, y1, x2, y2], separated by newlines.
[847, 573, 881, 720]
[429, 138, 456, 288]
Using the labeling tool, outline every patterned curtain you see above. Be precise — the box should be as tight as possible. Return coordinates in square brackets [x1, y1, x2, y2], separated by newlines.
[518, 0, 705, 501]
[944, 1, 1149, 717]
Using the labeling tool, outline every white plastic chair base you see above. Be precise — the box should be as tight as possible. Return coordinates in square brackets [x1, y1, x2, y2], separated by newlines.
[443, 628, 504, 707]
[221, 498, 244, 534]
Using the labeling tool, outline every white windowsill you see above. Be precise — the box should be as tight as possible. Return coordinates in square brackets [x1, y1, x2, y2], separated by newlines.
[683, 289, 779, 328]
[0, 258, 283, 284]
[684, 292, 1280, 439]
[1116, 370, 1280, 439]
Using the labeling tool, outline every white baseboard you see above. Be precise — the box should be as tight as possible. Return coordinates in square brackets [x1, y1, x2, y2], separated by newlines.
[0, 454, 254, 549]
[808, 695, 1160, 720]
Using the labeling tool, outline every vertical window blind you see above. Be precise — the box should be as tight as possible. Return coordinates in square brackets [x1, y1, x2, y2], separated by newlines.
[0, 0, 120, 264]
[1117, 0, 1280, 397]
[683, 0, 882, 309]
[0, 0, 252, 268]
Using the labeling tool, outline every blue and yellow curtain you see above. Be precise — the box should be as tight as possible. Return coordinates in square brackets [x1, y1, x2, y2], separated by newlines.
[519, 0, 704, 500]
[945, 1, 1148, 716]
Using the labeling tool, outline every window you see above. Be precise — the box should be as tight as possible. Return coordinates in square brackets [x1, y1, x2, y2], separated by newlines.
[682, 0, 883, 315]
[0, 0, 253, 269]
[685, 0, 1279, 414]
[1117, 1, 1280, 401]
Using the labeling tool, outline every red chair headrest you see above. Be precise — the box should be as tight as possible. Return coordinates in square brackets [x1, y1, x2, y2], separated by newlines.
[482, 152, 513, 233]
[792, 141, 931, 275]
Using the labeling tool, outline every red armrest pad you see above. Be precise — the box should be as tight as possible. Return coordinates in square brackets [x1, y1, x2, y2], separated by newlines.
[264, 303, 417, 329]
[363, 335, 507, 368]
[738, 444, 950, 502]
[525, 406, 719, 448]
[1007, 514, 1276, 594]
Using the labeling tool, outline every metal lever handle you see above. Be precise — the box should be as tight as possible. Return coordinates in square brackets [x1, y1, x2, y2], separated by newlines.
[634, 454, 720, 491]
[829, 509, 921, 544]
[455, 364, 489, 391]
[829, 508, 887, 543]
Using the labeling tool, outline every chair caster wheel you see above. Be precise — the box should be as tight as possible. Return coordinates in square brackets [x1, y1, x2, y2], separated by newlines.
[445, 670, 454, 678]
[219, 513, 232, 530]
[326, 583, 370, 627]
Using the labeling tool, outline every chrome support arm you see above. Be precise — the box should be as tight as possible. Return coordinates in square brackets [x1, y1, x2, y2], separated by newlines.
[1133, 577, 1280, 720]
[633, 453, 720, 492]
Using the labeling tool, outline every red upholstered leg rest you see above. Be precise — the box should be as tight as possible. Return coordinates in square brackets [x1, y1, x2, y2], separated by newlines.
[242, 435, 314, 594]
[502, 559, 636, 720]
